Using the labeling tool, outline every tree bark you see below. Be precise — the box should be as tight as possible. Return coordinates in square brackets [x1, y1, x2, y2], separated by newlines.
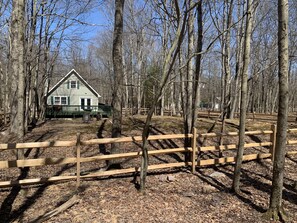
[191, 0, 203, 131]
[10, 0, 25, 159]
[263, 0, 289, 221]
[232, 0, 253, 193]
[183, 0, 194, 147]
[110, 0, 125, 168]
[230, 0, 244, 118]
[0, 61, 3, 110]
[223, 0, 234, 119]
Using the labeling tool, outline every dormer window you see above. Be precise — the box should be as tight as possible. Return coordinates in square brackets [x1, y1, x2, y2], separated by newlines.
[70, 80, 77, 88]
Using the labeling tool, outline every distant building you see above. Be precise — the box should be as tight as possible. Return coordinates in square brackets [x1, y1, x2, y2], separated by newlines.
[47, 69, 101, 111]
[46, 69, 112, 118]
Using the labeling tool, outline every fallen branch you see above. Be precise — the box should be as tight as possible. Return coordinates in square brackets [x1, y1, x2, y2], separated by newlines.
[33, 194, 80, 223]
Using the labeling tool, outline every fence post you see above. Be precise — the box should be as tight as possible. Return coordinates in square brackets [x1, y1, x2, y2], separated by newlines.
[253, 112, 255, 121]
[76, 133, 81, 189]
[270, 124, 277, 162]
[191, 128, 197, 172]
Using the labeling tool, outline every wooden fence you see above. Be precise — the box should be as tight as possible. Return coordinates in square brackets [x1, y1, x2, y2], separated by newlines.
[194, 110, 297, 122]
[122, 108, 297, 122]
[0, 125, 297, 188]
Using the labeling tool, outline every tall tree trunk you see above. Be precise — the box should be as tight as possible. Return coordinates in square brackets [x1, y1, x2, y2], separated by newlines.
[0, 61, 3, 110]
[264, 0, 289, 221]
[191, 0, 203, 130]
[223, 0, 234, 119]
[136, 35, 143, 114]
[110, 0, 125, 168]
[160, 4, 168, 117]
[25, 0, 38, 129]
[230, 0, 243, 119]
[232, 0, 253, 193]
[170, 74, 176, 116]
[140, 5, 187, 192]
[184, 0, 194, 137]
[123, 38, 130, 109]
[10, 0, 25, 159]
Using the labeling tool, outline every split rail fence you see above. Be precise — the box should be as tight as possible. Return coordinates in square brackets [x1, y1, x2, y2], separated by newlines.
[1, 125, 297, 188]
[197, 111, 297, 121]
[122, 108, 297, 122]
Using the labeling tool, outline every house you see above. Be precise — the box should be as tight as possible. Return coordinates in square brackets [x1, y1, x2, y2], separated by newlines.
[46, 69, 104, 118]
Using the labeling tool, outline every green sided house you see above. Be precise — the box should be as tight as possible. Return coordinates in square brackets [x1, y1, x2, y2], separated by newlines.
[46, 69, 111, 118]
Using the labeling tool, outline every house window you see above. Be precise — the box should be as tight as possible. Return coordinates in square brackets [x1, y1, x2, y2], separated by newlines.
[54, 96, 67, 105]
[54, 97, 60, 105]
[61, 97, 67, 105]
[70, 81, 77, 89]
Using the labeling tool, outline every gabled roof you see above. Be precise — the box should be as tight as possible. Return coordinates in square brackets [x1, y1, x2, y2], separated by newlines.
[47, 69, 101, 98]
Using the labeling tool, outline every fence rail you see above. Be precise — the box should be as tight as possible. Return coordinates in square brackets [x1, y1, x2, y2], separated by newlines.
[0, 125, 297, 188]
[121, 108, 297, 122]
[196, 110, 297, 121]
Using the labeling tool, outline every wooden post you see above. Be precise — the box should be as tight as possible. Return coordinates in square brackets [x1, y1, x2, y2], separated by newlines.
[253, 112, 255, 121]
[191, 128, 197, 172]
[76, 133, 81, 189]
[207, 110, 210, 119]
[270, 124, 277, 162]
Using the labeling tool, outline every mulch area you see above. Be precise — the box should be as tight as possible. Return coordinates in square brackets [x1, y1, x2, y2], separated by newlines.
[0, 116, 296, 223]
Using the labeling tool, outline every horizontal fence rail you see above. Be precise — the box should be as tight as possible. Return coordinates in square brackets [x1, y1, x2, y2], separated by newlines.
[121, 108, 297, 122]
[0, 125, 297, 188]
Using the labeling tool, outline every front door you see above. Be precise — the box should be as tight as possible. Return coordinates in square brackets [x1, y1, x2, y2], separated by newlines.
[81, 98, 91, 110]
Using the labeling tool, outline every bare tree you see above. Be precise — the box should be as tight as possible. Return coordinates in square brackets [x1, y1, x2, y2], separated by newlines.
[110, 0, 125, 168]
[140, 0, 188, 192]
[182, 0, 194, 150]
[263, 0, 289, 221]
[191, 0, 203, 130]
[10, 0, 25, 158]
[232, 0, 254, 193]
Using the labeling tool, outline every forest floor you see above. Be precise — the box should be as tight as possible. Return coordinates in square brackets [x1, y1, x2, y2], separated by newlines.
[0, 115, 297, 223]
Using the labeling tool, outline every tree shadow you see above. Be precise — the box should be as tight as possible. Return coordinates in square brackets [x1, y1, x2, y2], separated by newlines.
[97, 119, 107, 155]
[129, 118, 184, 162]
[27, 120, 47, 133]
[0, 127, 67, 221]
[225, 121, 264, 144]
[193, 166, 267, 213]
[0, 150, 91, 222]
[195, 159, 297, 215]
[0, 167, 30, 223]
[241, 168, 297, 205]
[286, 155, 297, 164]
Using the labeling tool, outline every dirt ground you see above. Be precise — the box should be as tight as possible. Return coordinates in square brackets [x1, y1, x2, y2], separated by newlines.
[0, 116, 297, 223]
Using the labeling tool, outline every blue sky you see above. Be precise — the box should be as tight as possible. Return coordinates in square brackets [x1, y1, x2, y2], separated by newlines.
[78, 4, 113, 43]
